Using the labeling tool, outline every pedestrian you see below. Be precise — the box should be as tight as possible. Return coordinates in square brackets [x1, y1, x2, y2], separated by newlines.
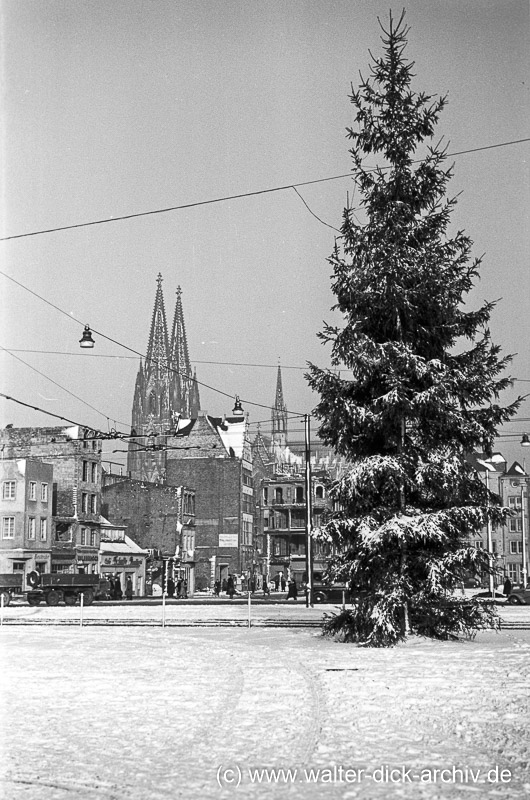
[274, 574, 280, 592]
[287, 576, 298, 601]
[214, 579, 221, 596]
[176, 579, 182, 598]
[227, 574, 235, 599]
[108, 577, 115, 600]
[262, 576, 269, 596]
[125, 577, 133, 601]
[182, 579, 188, 599]
[114, 576, 123, 601]
[503, 577, 512, 597]
[250, 576, 256, 594]
[221, 577, 228, 593]
[167, 577, 175, 598]
[281, 574, 286, 592]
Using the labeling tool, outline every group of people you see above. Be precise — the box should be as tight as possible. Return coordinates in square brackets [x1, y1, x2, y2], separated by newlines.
[108, 575, 133, 601]
[166, 577, 188, 599]
[212, 573, 299, 600]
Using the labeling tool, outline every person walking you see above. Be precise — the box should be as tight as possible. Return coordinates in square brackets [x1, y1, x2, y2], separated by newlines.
[214, 579, 221, 597]
[221, 577, 228, 594]
[125, 577, 133, 601]
[280, 573, 286, 592]
[274, 574, 280, 592]
[262, 576, 269, 596]
[287, 576, 298, 601]
[227, 574, 235, 599]
[167, 577, 175, 598]
[503, 577, 513, 597]
[182, 579, 188, 599]
[176, 579, 182, 598]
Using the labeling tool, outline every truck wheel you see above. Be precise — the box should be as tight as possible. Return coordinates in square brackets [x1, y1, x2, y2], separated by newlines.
[46, 590, 62, 606]
[0, 590, 11, 607]
[27, 593, 42, 606]
[82, 590, 95, 606]
[64, 593, 77, 606]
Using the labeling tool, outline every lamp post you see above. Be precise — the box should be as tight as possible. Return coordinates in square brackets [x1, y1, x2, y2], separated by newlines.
[519, 434, 530, 588]
[477, 458, 496, 598]
[304, 414, 313, 607]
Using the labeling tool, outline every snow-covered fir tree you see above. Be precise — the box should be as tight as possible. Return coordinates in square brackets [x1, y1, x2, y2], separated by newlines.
[307, 11, 522, 646]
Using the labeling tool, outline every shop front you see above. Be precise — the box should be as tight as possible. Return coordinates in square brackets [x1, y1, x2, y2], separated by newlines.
[99, 538, 148, 598]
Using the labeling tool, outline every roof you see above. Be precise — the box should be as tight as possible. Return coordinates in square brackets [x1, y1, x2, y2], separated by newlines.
[100, 534, 148, 556]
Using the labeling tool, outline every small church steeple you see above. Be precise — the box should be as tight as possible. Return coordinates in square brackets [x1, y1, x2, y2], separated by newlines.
[271, 361, 288, 450]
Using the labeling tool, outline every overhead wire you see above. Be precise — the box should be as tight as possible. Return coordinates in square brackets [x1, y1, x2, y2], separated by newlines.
[0, 137, 528, 242]
[0, 269, 306, 417]
[0, 345, 128, 427]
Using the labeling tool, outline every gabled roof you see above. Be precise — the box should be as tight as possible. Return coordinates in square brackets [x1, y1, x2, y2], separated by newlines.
[505, 461, 527, 477]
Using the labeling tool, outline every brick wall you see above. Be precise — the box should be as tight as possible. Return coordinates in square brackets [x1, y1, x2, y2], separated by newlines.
[166, 457, 242, 586]
[101, 479, 184, 556]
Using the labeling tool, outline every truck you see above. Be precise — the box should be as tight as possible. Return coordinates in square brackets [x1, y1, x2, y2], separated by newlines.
[26, 571, 110, 607]
[0, 573, 23, 606]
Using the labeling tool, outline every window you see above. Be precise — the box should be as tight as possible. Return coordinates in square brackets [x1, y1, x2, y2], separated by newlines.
[509, 519, 522, 532]
[92, 440, 98, 451]
[36, 562, 47, 574]
[508, 564, 519, 582]
[41, 483, 48, 502]
[82, 461, 89, 482]
[28, 517, 36, 540]
[52, 564, 72, 574]
[510, 541, 523, 554]
[296, 487, 304, 503]
[3, 481, 16, 500]
[263, 488, 268, 505]
[91, 463, 97, 483]
[509, 496, 522, 510]
[29, 481, 37, 500]
[2, 517, 15, 538]
[80, 527, 87, 545]
[81, 493, 88, 514]
[12, 561, 25, 572]
[315, 485, 324, 499]
[40, 518, 47, 541]
[90, 529, 97, 546]
[90, 494, 97, 514]
[274, 488, 283, 504]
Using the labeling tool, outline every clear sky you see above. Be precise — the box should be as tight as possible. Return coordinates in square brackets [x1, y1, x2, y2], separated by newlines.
[1, 0, 529, 468]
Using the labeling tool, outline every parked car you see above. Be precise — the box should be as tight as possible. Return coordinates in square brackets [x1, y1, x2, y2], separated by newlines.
[304, 583, 351, 604]
[507, 587, 530, 605]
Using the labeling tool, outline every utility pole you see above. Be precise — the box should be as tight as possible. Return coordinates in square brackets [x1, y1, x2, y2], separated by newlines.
[304, 414, 313, 607]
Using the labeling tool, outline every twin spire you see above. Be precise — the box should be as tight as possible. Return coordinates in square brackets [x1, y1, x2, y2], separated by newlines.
[135, 273, 200, 424]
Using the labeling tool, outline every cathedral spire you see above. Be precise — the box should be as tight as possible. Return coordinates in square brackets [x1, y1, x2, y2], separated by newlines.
[145, 273, 170, 382]
[169, 286, 200, 418]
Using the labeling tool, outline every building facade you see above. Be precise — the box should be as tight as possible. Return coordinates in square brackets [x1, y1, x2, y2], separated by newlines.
[165, 412, 254, 590]
[101, 475, 196, 595]
[0, 458, 53, 581]
[0, 425, 103, 575]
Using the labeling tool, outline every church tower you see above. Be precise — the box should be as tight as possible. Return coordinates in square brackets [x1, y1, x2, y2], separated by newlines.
[127, 274, 200, 481]
[271, 363, 288, 451]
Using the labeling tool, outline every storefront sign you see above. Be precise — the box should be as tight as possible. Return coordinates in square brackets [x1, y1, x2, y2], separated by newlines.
[102, 555, 144, 567]
[219, 534, 238, 548]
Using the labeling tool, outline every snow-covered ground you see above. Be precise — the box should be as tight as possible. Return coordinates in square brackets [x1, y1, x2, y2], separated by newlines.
[1, 607, 529, 799]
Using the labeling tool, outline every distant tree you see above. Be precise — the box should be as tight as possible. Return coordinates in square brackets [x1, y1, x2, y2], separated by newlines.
[307, 11, 522, 646]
